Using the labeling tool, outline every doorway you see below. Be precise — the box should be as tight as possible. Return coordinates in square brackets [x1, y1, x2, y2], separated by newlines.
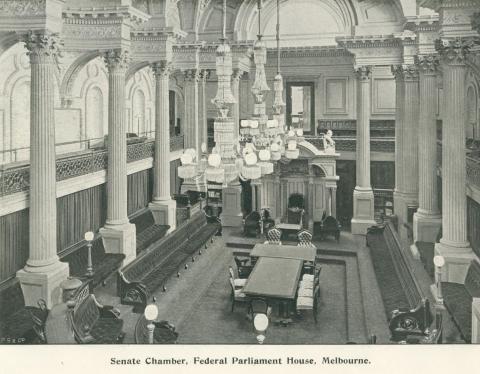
[286, 82, 315, 134]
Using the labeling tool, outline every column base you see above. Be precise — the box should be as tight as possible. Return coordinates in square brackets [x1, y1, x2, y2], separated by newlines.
[17, 260, 69, 309]
[351, 187, 376, 235]
[413, 211, 442, 244]
[220, 183, 243, 228]
[149, 199, 177, 232]
[100, 222, 137, 266]
[434, 241, 474, 283]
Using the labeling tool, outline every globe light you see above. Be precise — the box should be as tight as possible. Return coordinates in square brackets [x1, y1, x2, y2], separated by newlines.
[254, 313, 269, 333]
[433, 255, 445, 268]
[259, 149, 271, 161]
[144, 304, 159, 321]
[84, 231, 94, 241]
[208, 153, 222, 168]
[245, 152, 258, 166]
[180, 152, 194, 165]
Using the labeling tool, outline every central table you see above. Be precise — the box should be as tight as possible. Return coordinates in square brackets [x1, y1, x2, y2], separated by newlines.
[243, 257, 303, 300]
[250, 243, 316, 262]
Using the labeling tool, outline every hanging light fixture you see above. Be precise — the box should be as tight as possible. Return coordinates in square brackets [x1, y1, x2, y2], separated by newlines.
[272, 0, 286, 132]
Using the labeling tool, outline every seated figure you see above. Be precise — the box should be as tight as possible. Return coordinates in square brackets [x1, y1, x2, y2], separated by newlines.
[244, 211, 261, 237]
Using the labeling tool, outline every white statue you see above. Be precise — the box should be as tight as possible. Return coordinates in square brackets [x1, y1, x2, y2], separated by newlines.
[323, 129, 335, 153]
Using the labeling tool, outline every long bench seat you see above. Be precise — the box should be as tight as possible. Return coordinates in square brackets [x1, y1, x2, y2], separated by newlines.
[130, 209, 170, 254]
[117, 211, 220, 308]
[0, 279, 48, 343]
[61, 238, 125, 289]
[442, 260, 480, 343]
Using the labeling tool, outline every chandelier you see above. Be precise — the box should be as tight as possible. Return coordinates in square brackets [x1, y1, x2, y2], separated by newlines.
[178, 0, 299, 186]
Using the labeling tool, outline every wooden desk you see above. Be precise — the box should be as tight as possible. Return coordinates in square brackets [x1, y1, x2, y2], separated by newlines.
[250, 243, 316, 262]
[243, 257, 303, 300]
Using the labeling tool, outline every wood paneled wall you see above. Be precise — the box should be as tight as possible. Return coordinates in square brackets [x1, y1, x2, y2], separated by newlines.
[0, 210, 29, 283]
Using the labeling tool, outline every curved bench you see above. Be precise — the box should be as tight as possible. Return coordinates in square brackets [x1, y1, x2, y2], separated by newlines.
[134, 315, 178, 344]
[118, 211, 220, 308]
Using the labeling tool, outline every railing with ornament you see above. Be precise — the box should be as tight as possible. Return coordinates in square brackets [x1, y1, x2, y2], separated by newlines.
[0, 137, 185, 198]
[304, 136, 395, 153]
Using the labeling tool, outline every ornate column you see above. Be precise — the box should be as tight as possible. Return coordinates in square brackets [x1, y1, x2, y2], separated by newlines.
[99, 49, 136, 265]
[411, 55, 442, 252]
[392, 66, 405, 226]
[392, 65, 420, 233]
[149, 61, 176, 231]
[434, 39, 474, 283]
[351, 66, 376, 234]
[198, 69, 209, 149]
[181, 69, 202, 193]
[231, 68, 243, 144]
[17, 32, 69, 308]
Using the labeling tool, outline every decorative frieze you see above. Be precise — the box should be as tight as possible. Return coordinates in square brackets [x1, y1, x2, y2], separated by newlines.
[0, 0, 45, 15]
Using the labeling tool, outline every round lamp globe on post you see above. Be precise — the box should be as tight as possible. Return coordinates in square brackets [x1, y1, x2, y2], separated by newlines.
[433, 255, 445, 268]
[84, 231, 94, 242]
[254, 313, 269, 344]
[145, 304, 159, 321]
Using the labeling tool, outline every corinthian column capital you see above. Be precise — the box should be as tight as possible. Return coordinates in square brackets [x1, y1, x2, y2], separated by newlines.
[151, 60, 172, 79]
[391, 64, 419, 82]
[435, 38, 473, 65]
[232, 68, 244, 82]
[199, 69, 211, 83]
[103, 49, 130, 73]
[354, 66, 372, 81]
[184, 69, 200, 83]
[23, 31, 62, 65]
[415, 55, 440, 76]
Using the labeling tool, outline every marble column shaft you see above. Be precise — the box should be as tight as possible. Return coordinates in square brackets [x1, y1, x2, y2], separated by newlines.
[402, 67, 419, 198]
[25, 33, 61, 268]
[152, 61, 172, 201]
[438, 44, 470, 246]
[198, 70, 209, 149]
[355, 67, 372, 189]
[105, 50, 130, 226]
[184, 69, 200, 158]
[416, 56, 440, 217]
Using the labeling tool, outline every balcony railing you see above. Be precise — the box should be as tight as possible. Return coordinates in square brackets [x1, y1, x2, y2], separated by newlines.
[304, 136, 395, 153]
[0, 135, 185, 198]
[467, 155, 480, 189]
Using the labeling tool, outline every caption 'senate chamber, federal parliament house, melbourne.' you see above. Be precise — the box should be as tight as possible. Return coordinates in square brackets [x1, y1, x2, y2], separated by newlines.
[0, 0, 479, 345]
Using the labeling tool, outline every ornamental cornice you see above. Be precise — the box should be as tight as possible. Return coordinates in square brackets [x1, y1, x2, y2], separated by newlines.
[266, 46, 352, 58]
[336, 35, 402, 49]
[62, 5, 150, 24]
[132, 26, 187, 39]
[420, 0, 480, 11]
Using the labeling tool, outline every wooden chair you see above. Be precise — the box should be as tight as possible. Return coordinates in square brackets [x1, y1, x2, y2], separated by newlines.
[266, 228, 282, 245]
[318, 216, 341, 242]
[296, 283, 320, 323]
[247, 298, 272, 329]
[229, 278, 248, 313]
[229, 266, 247, 289]
[234, 257, 253, 279]
[297, 230, 314, 247]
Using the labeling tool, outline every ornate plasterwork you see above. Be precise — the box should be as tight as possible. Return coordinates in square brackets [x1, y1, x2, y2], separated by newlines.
[23, 31, 62, 65]
[0, 0, 45, 15]
[103, 49, 131, 73]
[391, 64, 419, 81]
[435, 38, 474, 64]
[355, 65, 372, 81]
[151, 60, 172, 78]
[415, 54, 440, 75]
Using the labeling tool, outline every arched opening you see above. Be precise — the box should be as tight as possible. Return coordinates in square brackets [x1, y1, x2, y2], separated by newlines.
[85, 86, 105, 141]
[132, 89, 146, 136]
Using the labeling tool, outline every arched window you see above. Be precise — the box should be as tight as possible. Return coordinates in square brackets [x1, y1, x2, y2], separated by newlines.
[85, 86, 104, 140]
[132, 89, 146, 136]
